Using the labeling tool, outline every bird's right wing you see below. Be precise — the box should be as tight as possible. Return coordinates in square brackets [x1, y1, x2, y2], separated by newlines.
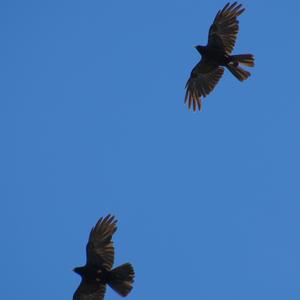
[73, 280, 106, 300]
[185, 61, 224, 111]
[207, 2, 245, 54]
[86, 215, 117, 270]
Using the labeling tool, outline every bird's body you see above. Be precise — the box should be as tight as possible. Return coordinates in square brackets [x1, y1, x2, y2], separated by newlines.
[185, 2, 255, 111]
[73, 215, 135, 300]
[74, 266, 109, 282]
[195, 46, 228, 65]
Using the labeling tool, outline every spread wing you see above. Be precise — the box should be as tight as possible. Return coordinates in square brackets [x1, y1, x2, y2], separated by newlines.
[73, 280, 106, 300]
[208, 2, 245, 54]
[185, 60, 224, 111]
[86, 215, 117, 270]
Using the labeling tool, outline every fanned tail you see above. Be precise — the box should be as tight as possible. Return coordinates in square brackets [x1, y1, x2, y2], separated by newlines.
[227, 54, 254, 81]
[229, 54, 255, 67]
[108, 263, 135, 297]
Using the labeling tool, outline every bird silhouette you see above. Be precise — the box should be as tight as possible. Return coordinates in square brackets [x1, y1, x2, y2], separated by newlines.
[185, 2, 255, 111]
[73, 215, 135, 300]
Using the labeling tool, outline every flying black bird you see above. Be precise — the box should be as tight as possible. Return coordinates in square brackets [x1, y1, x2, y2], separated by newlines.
[73, 215, 135, 300]
[185, 2, 254, 111]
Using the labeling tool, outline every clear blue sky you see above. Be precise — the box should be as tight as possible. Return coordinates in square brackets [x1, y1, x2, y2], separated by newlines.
[1, 0, 300, 299]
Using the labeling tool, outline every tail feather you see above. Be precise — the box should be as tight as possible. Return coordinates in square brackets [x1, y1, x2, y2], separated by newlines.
[226, 63, 251, 81]
[230, 54, 255, 67]
[108, 263, 135, 297]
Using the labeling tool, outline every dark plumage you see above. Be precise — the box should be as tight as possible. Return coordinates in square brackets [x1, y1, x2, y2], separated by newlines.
[73, 215, 135, 300]
[185, 2, 255, 111]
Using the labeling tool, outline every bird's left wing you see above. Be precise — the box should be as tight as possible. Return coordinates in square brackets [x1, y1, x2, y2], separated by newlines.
[208, 2, 245, 54]
[86, 215, 117, 270]
[73, 280, 106, 300]
[185, 61, 224, 111]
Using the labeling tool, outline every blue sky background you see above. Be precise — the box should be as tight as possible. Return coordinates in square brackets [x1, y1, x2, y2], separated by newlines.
[1, 0, 300, 299]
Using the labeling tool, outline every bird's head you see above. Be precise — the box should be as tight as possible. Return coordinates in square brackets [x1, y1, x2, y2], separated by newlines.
[194, 45, 205, 55]
[73, 266, 84, 276]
